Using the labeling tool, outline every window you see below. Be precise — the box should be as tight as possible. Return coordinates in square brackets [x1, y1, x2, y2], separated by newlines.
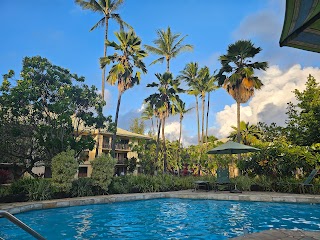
[78, 167, 88, 178]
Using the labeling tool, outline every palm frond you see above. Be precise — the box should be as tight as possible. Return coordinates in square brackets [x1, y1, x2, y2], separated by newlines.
[90, 16, 106, 31]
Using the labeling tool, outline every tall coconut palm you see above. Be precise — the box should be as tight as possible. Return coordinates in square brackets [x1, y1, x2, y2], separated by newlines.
[141, 103, 155, 136]
[75, 0, 131, 101]
[175, 100, 193, 148]
[216, 40, 268, 143]
[100, 30, 147, 157]
[144, 27, 193, 72]
[178, 62, 201, 144]
[144, 72, 182, 173]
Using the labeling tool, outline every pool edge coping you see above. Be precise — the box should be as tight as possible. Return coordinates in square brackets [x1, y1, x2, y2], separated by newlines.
[1, 190, 320, 215]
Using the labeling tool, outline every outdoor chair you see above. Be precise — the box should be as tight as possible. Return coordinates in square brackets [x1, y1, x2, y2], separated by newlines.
[214, 168, 233, 191]
[193, 180, 210, 191]
[298, 169, 319, 194]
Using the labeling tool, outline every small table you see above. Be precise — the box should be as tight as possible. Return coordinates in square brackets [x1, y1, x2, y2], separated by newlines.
[193, 181, 210, 191]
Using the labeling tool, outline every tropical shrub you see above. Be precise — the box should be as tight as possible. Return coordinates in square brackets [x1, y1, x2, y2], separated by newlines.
[51, 150, 78, 192]
[71, 178, 95, 197]
[26, 178, 54, 201]
[91, 154, 117, 192]
[231, 175, 253, 191]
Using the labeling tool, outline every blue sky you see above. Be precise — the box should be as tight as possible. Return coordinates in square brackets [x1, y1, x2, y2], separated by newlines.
[2, 0, 320, 145]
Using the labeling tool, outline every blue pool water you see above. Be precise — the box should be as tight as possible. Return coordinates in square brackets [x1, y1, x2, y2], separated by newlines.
[0, 198, 319, 239]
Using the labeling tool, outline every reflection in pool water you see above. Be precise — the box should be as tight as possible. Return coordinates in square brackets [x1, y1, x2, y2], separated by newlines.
[0, 198, 319, 239]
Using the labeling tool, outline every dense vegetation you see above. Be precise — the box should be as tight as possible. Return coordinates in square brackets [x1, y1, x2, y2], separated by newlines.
[0, 0, 319, 203]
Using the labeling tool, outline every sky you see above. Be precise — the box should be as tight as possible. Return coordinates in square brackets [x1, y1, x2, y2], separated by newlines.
[1, 0, 320, 146]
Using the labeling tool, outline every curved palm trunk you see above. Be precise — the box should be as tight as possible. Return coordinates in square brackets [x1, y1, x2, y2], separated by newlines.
[151, 117, 155, 136]
[162, 117, 167, 173]
[205, 92, 210, 144]
[102, 16, 109, 102]
[201, 93, 205, 145]
[195, 96, 200, 144]
[112, 90, 122, 158]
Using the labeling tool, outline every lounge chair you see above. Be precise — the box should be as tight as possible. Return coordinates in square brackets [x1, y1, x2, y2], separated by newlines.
[299, 169, 319, 194]
[214, 168, 233, 191]
[193, 180, 210, 191]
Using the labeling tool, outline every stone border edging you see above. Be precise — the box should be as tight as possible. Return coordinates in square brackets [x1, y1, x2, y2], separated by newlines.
[1, 190, 320, 216]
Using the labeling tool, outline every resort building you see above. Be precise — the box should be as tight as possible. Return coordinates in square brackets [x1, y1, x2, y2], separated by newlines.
[78, 127, 152, 177]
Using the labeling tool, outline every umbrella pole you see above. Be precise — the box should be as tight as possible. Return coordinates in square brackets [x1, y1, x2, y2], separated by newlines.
[231, 154, 242, 193]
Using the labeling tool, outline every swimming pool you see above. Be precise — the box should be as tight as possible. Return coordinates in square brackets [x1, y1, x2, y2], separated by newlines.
[0, 198, 319, 239]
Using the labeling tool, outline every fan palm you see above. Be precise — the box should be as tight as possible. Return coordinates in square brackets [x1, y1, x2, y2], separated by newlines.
[144, 72, 183, 173]
[75, 0, 131, 101]
[144, 27, 193, 72]
[100, 30, 147, 157]
[178, 62, 201, 144]
[216, 40, 268, 143]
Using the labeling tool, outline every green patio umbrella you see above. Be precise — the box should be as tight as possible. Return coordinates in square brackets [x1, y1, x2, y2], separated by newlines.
[280, 0, 320, 53]
[207, 141, 260, 155]
[207, 141, 260, 193]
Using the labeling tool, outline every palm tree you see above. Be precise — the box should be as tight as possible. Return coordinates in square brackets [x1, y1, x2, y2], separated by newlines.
[178, 62, 201, 144]
[144, 72, 182, 173]
[141, 103, 155, 136]
[100, 30, 147, 157]
[144, 27, 193, 72]
[228, 121, 262, 145]
[75, 0, 131, 101]
[216, 40, 268, 143]
[175, 100, 193, 175]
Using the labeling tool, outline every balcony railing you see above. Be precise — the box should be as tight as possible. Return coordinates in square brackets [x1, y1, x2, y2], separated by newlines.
[102, 143, 130, 150]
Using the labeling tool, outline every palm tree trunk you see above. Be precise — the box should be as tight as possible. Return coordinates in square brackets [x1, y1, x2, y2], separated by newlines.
[201, 93, 205, 145]
[162, 117, 167, 173]
[151, 117, 154, 136]
[166, 58, 170, 72]
[205, 92, 210, 144]
[178, 115, 182, 176]
[237, 101, 241, 143]
[155, 119, 161, 170]
[195, 96, 200, 144]
[112, 91, 122, 158]
[102, 16, 109, 102]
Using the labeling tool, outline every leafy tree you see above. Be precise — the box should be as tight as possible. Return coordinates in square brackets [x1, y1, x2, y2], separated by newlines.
[129, 117, 145, 134]
[51, 150, 79, 192]
[286, 74, 320, 146]
[100, 31, 147, 157]
[91, 154, 117, 192]
[131, 139, 157, 174]
[257, 122, 286, 142]
[75, 0, 131, 101]
[144, 27, 193, 72]
[216, 40, 268, 143]
[0, 56, 108, 177]
[144, 72, 183, 172]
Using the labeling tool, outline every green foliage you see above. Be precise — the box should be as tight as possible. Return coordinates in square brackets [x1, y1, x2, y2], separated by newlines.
[232, 175, 253, 191]
[51, 150, 79, 192]
[239, 140, 319, 178]
[26, 179, 54, 201]
[9, 177, 35, 195]
[129, 118, 145, 134]
[0, 186, 10, 197]
[126, 157, 137, 173]
[0, 56, 109, 176]
[131, 139, 157, 174]
[253, 175, 274, 191]
[286, 74, 320, 146]
[70, 178, 95, 197]
[91, 154, 117, 192]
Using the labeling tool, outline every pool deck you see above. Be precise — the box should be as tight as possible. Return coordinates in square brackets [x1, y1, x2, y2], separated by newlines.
[1, 190, 320, 239]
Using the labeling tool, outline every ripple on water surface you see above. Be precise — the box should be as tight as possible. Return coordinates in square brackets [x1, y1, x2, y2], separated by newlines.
[0, 198, 320, 239]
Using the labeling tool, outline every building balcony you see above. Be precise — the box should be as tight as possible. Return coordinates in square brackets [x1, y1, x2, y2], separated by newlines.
[102, 143, 131, 151]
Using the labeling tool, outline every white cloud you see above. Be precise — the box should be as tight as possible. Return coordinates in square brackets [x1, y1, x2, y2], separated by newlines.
[138, 103, 146, 113]
[164, 121, 180, 141]
[215, 65, 320, 137]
